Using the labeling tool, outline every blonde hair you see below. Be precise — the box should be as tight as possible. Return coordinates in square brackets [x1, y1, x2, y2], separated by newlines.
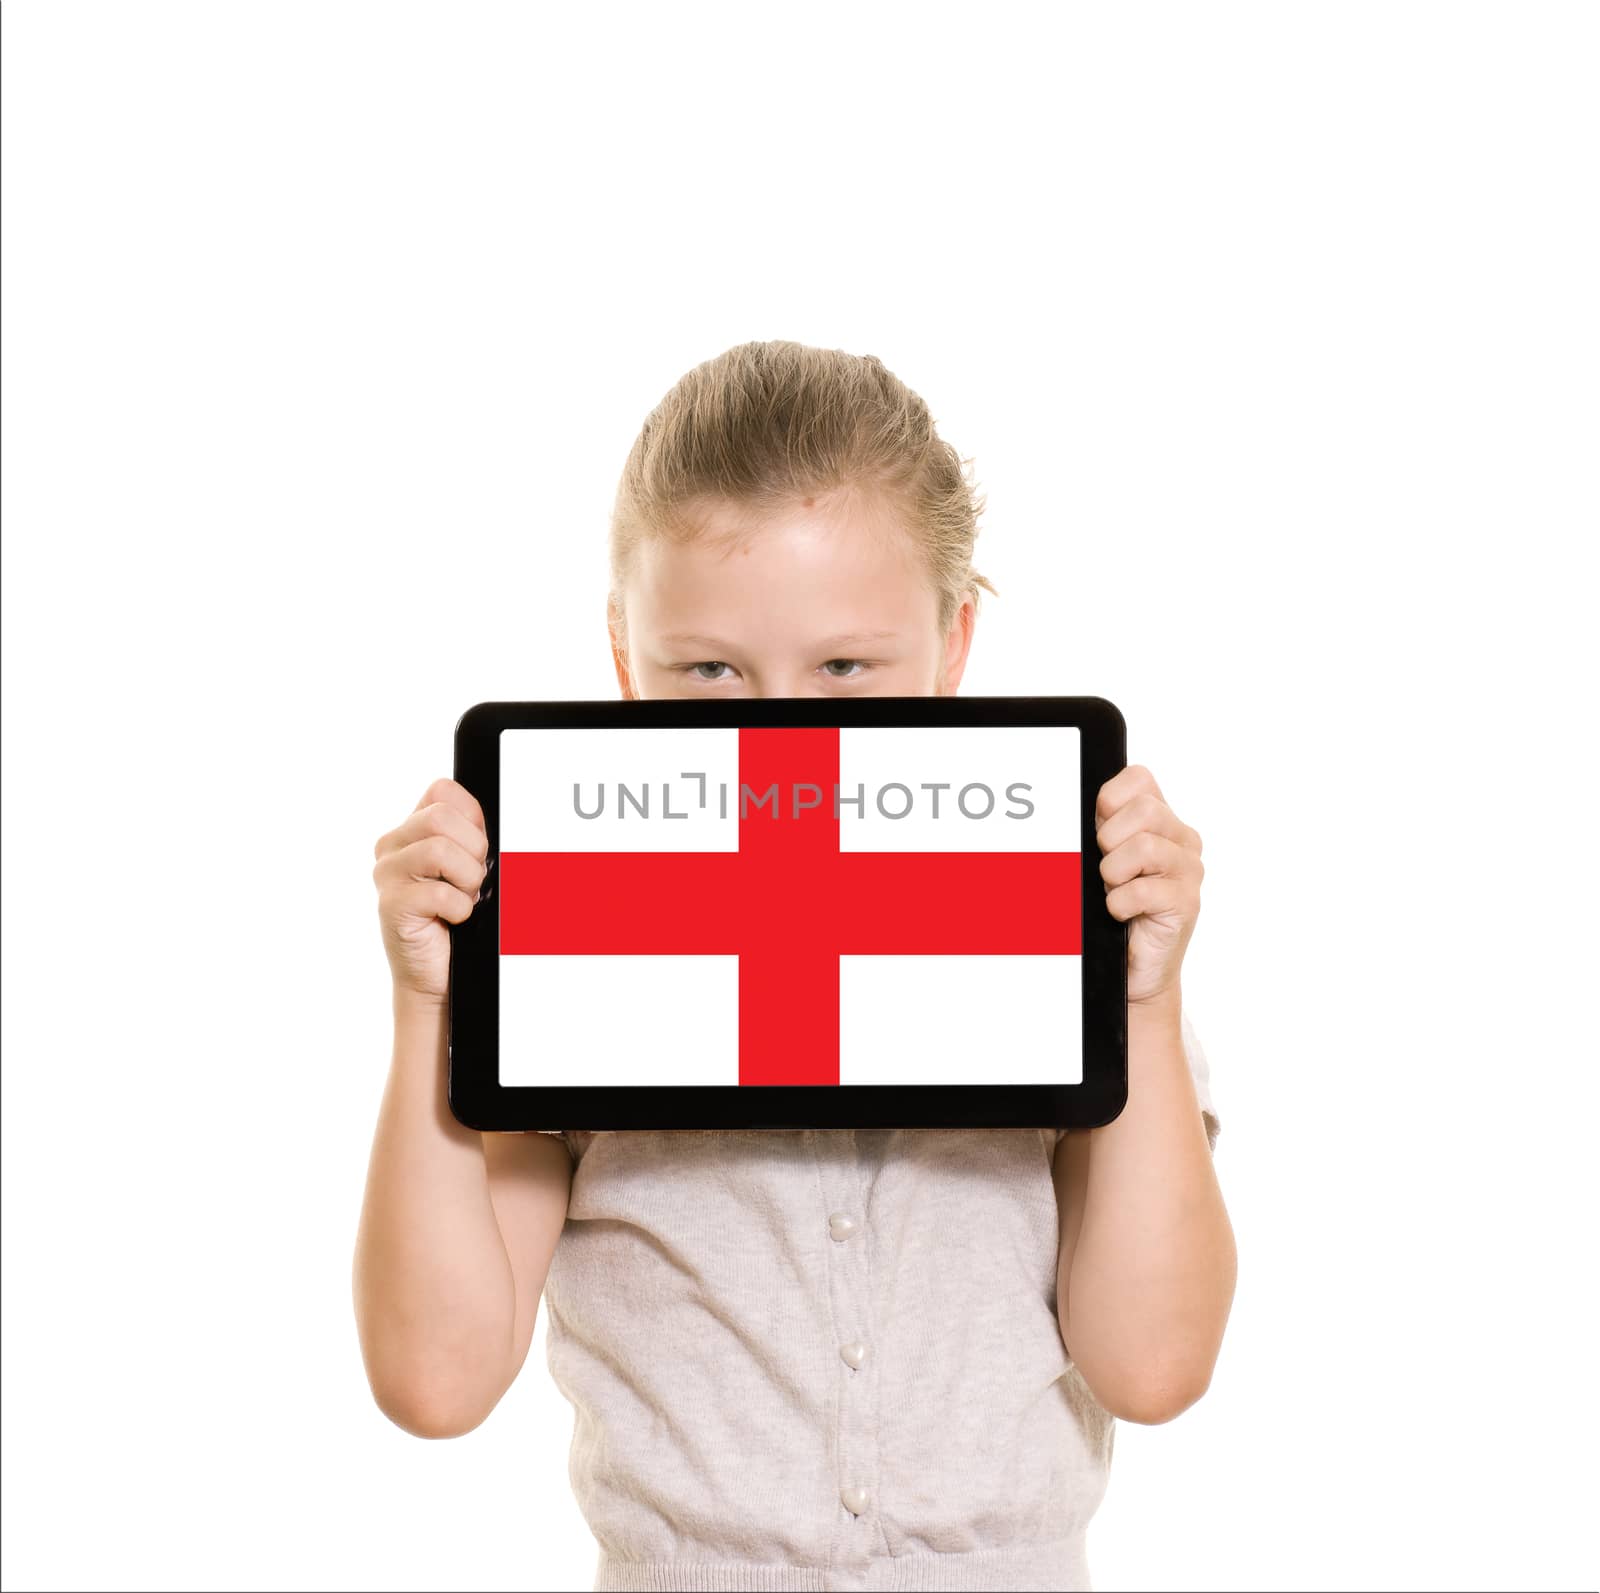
[607, 340, 997, 649]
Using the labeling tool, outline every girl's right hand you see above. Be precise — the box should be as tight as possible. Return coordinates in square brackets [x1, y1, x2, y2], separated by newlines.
[372, 778, 490, 1006]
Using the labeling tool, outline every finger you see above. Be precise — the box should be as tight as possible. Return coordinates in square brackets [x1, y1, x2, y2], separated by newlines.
[405, 799, 490, 861]
[377, 797, 490, 865]
[385, 876, 479, 926]
[416, 777, 486, 835]
[1096, 792, 1202, 859]
[1095, 764, 1164, 832]
[1098, 831, 1202, 890]
[373, 832, 488, 897]
[1104, 873, 1196, 923]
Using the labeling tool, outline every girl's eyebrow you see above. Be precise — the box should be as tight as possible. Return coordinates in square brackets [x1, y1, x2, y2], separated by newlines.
[814, 630, 900, 649]
[656, 633, 742, 651]
[657, 630, 900, 651]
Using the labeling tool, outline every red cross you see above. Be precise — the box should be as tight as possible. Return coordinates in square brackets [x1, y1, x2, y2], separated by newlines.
[498, 725, 1081, 1085]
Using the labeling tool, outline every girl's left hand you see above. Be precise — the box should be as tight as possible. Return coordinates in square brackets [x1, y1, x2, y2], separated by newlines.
[1094, 764, 1204, 1011]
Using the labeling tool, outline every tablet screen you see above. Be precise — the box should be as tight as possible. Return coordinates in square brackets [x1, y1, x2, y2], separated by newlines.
[495, 722, 1082, 1089]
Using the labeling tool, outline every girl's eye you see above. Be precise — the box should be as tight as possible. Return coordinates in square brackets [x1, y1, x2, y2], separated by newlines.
[822, 658, 868, 679]
[688, 661, 734, 681]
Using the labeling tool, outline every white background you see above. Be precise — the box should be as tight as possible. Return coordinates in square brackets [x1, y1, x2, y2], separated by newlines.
[2, 4, 1595, 1591]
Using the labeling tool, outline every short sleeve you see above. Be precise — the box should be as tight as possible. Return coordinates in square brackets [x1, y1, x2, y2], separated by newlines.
[1181, 1009, 1221, 1153]
[525, 1128, 575, 1160]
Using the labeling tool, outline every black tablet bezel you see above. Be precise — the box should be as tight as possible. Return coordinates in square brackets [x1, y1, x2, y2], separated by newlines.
[448, 696, 1127, 1134]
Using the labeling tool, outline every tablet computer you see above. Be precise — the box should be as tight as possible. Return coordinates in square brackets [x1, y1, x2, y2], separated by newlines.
[448, 696, 1128, 1133]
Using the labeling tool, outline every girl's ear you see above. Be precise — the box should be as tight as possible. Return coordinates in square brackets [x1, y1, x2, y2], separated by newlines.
[607, 596, 638, 700]
[938, 596, 976, 695]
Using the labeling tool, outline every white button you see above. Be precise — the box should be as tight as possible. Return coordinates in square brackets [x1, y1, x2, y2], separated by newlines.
[828, 1212, 860, 1241]
[840, 1341, 868, 1370]
[840, 1484, 870, 1516]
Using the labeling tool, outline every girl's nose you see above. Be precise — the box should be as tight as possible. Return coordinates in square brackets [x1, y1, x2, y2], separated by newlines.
[749, 681, 832, 699]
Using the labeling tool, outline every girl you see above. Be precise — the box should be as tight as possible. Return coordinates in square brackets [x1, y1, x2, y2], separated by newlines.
[358, 341, 1236, 1593]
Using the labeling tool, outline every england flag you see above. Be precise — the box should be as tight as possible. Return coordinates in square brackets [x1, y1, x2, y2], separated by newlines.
[497, 722, 1082, 1087]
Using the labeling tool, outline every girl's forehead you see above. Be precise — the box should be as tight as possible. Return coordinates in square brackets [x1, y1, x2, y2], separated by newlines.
[627, 505, 934, 640]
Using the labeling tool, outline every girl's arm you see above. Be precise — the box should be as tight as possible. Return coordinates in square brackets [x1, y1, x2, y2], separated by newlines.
[354, 778, 572, 1438]
[1052, 765, 1237, 1424]
[353, 995, 571, 1437]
